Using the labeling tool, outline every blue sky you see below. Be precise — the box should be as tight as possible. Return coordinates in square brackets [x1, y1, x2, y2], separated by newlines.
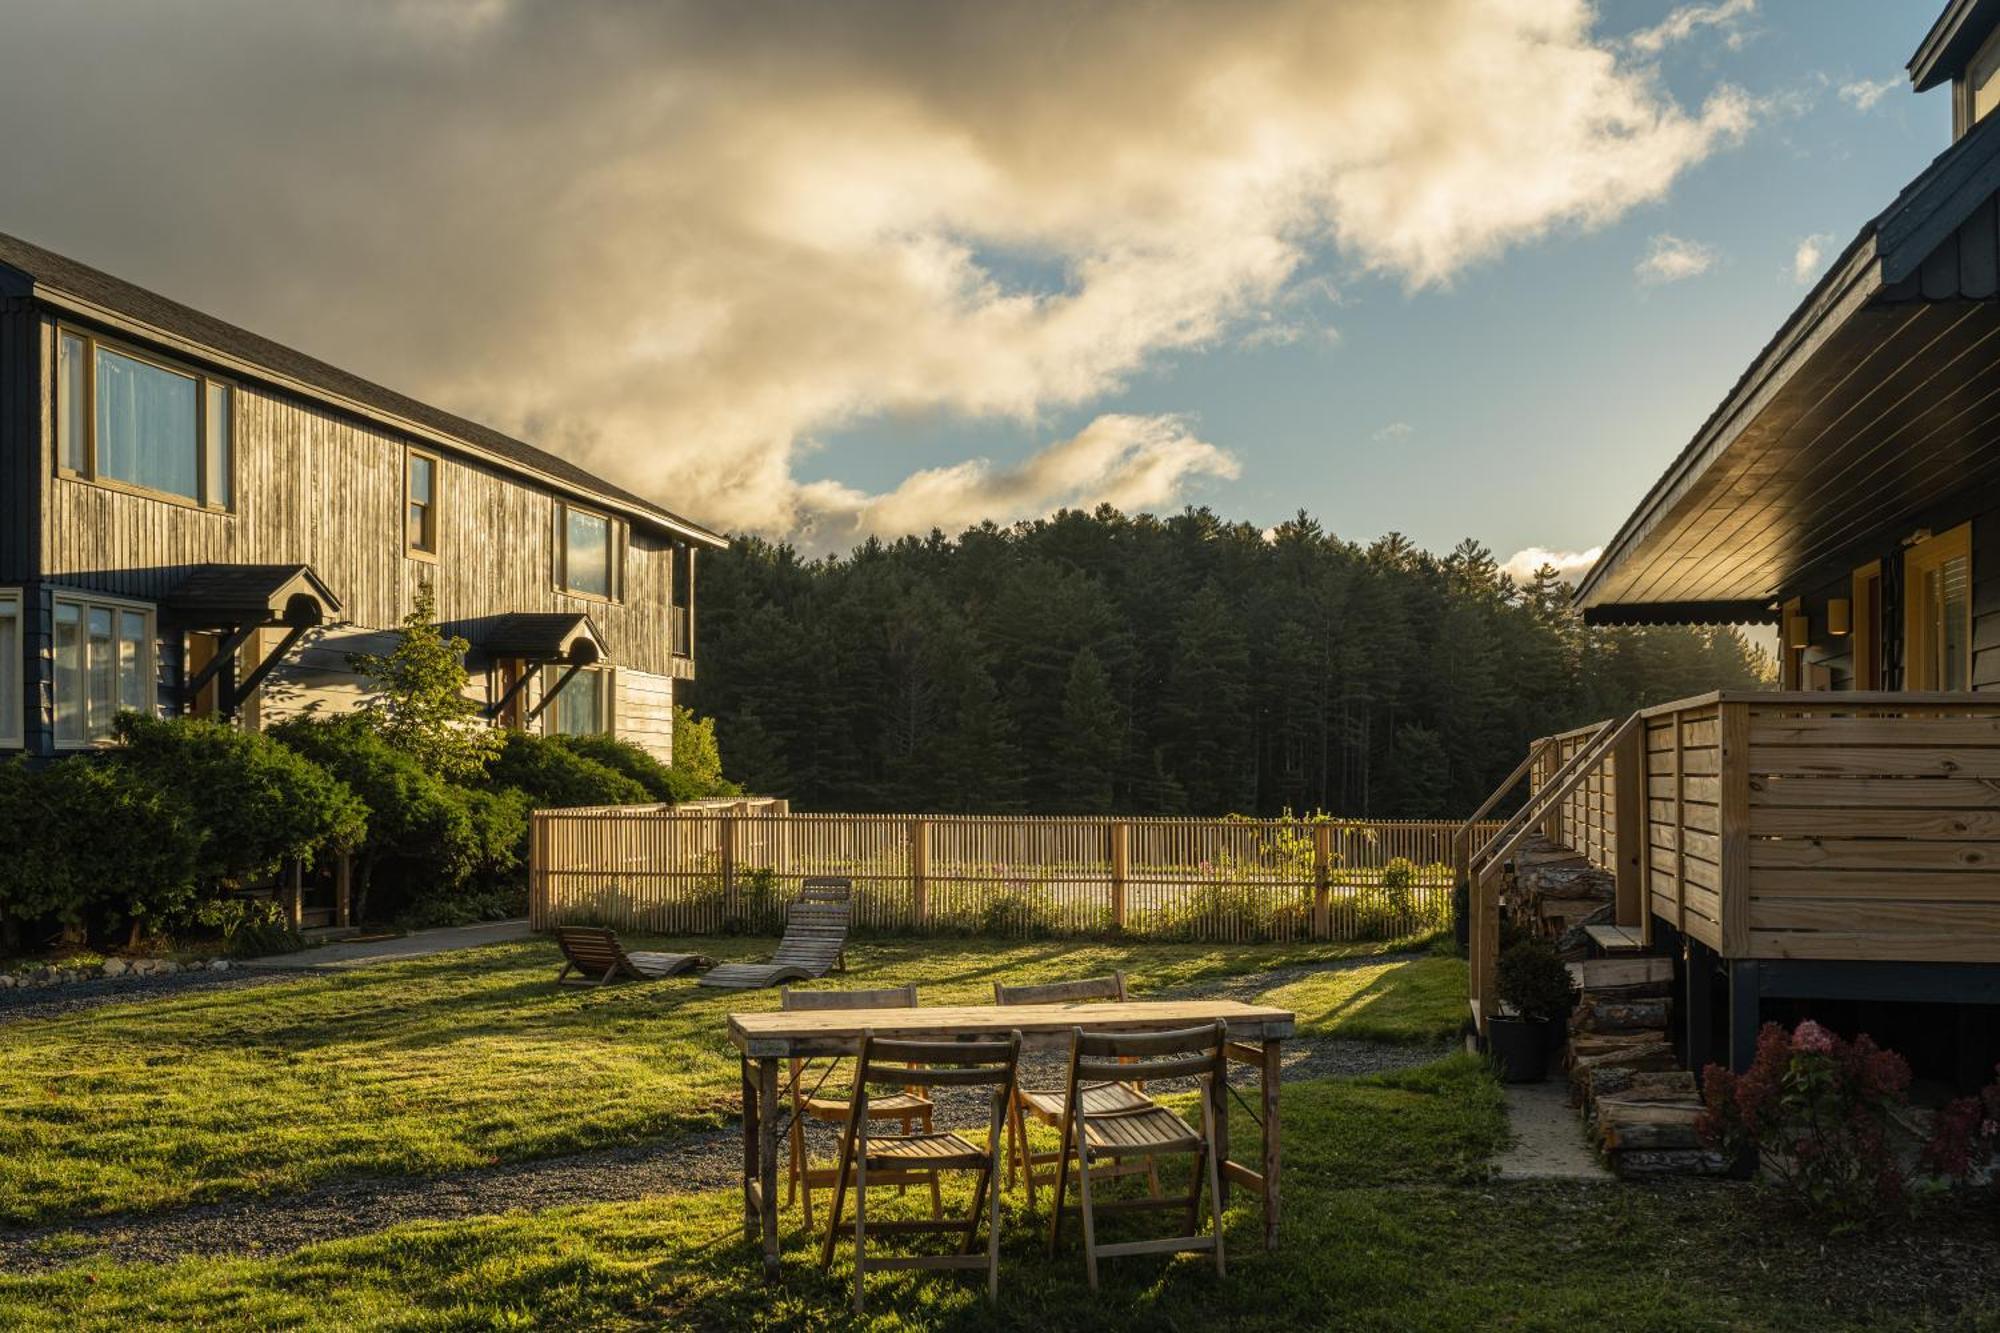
[801, 1, 1947, 569]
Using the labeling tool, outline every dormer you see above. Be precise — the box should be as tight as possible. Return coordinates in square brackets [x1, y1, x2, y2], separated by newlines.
[1911, 0, 2000, 138]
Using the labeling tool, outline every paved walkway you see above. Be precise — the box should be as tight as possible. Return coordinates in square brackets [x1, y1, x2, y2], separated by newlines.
[1494, 1080, 1611, 1180]
[241, 919, 535, 971]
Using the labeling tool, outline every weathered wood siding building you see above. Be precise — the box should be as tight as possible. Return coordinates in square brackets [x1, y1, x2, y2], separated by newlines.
[0, 233, 724, 760]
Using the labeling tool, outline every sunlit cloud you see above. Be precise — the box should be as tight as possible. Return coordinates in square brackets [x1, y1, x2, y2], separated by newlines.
[1636, 233, 1719, 285]
[0, 1, 1758, 544]
[1791, 232, 1835, 284]
[1372, 422, 1415, 441]
[1839, 76, 1900, 112]
[1502, 546, 1602, 583]
[1626, 0, 1757, 56]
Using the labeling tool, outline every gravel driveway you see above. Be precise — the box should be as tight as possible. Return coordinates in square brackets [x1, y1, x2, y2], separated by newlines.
[0, 952, 1446, 1275]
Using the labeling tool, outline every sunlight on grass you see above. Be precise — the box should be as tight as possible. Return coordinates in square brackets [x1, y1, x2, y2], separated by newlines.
[1258, 955, 1467, 1045]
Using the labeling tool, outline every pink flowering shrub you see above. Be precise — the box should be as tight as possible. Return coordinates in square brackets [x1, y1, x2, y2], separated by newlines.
[1922, 1063, 2000, 1187]
[1699, 1020, 1914, 1226]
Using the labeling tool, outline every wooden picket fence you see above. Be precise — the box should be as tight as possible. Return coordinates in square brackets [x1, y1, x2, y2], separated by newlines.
[529, 805, 1500, 943]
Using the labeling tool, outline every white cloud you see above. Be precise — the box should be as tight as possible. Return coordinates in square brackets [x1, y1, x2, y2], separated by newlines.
[1626, 0, 1757, 56]
[794, 413, 1238, 544]
[1791, 233, 1835, 284]
[1839, 76, 1900, 112]
[1502, 546, 1602, 583]
[1636, 233, 1719, 285]
[1372, 422, 1415, 441]
[0, 1, 1758, 544]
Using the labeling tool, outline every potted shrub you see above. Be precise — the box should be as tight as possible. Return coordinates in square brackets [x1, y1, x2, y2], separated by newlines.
[1489, 938, 1576, 1083]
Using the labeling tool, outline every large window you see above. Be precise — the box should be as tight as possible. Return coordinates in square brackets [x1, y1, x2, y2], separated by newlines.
[0, 591, 19, 748]
[53, 594, 153, 747]
[557, 502, 622, 600]
[543, 666, 611, 737]
[57, 328, 232, 509]
[1905, 524, 1973, 691]
[407, 449, 440, 556]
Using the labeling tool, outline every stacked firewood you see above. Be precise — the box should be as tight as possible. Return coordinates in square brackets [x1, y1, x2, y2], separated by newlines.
[1507, 839, 1616, 956]
[1565, 957, 1729, 1177]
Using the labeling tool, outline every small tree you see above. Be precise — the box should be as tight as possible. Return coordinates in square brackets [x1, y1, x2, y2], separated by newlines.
[347, 583, 502, 782]
[670, 706, 733, 797]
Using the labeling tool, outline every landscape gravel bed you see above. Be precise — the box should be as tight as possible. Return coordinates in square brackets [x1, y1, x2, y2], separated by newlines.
[0, 952, 1444, 1275]
[0, 966, 305, 1025]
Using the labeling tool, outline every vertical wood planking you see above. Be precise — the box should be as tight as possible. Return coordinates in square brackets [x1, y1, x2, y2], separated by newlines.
[1717, 701, 1751, 958]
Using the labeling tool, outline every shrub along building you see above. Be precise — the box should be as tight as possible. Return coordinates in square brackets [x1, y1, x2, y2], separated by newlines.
[1466, 1, 2000, 1110]
[0, 232, 725, 763]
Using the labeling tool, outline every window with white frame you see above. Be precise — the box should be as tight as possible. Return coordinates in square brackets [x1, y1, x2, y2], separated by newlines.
[58, 328, 233, 509]
[0, 591, 20, 748]
[52, 594, 154, 746]
[556, 502, 622, 600]
[543, 665, 612, 737]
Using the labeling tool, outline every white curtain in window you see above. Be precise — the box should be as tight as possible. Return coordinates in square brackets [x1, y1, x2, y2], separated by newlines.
[53, 603, 83, 744]
[0, 597, 17, 743]
[565, 508, 611, 597]
[96, 348, 199, 500]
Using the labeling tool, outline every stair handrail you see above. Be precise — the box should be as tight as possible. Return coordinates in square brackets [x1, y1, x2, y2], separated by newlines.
[1475, 713, 1639, 890]
[1467, 718, 1613, 883]
[1452, 735, 1555, 884]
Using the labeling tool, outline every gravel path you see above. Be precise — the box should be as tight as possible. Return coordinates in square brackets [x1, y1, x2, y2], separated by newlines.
[0, 967, 307, 1025]
[0, 952, 1445, 1275]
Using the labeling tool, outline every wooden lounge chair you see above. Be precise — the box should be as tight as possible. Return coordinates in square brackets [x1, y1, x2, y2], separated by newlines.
[819, 1028, 1022, 1313]
[699, 877, 853, 990]
[1046, 1021, 1228, 1291]
[782, 985, 941, 1230]
[552, 926, 712, 986]
[993, 972, 1159, 1209]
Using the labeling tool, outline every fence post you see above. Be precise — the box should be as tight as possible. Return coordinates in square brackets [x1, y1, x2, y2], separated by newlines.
[771, 798, 791, 874]
[1312, 823, 1332, 939]
[909, 817, 930, 929]
[1109, 820, 1129, 931]
[721, 811, 739, 922]
[286, 858, 304, 931]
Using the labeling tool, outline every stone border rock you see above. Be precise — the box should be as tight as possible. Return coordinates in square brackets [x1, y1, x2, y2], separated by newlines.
[0, 957, 235, 991]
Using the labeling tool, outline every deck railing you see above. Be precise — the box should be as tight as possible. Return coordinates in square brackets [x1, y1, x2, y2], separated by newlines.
[1467, 690, 2000, 1033]
[531, 808, 1501, 943]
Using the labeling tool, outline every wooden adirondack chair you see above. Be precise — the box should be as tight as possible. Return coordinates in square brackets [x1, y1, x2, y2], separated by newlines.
[699, 877, 853, 990]
[551, 926, 712, 986]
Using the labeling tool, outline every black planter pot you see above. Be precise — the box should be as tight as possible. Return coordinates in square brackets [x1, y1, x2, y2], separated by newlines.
[1488, 1016, 1552, 1083]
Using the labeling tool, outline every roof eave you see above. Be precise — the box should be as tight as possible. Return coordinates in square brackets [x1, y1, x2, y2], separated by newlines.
[1911, 0, 1992, 92]
[1574, 232, 1885, 610]
[30, 284, 729, 551]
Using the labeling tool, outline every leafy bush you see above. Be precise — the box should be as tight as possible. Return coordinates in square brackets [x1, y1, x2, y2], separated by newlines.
[484, 731, 651, 809]
[345, 582, 502, 782]
[1380, 857, 1416, 914]
[551, 733, 678, 802]
[0, 756, 202, 947]
[1496, 938, 1575, 1023]
[1700, 1020, 1916, 1227]
[556, 724, 738, 804]
[114, 714, 365, 889]
[1921, 1062, 2000, 1187]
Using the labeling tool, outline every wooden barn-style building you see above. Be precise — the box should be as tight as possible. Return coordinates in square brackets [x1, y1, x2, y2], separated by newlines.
[1466, 0, 2000, 1098]
[0, 232, 725, 764]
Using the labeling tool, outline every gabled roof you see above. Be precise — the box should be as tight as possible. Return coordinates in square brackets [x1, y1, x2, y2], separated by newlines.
[0, 231, 727, 550]
[478, 612, 608, 665]
[166, 563, 342, 626]
[1575, 107, 2000, 618]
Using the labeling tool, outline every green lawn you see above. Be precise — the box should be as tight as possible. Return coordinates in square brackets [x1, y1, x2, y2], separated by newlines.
[0, 933, 1428, 1228]
[3, 1053, 1996, 1331]
[1262, 952, 1468, 1045]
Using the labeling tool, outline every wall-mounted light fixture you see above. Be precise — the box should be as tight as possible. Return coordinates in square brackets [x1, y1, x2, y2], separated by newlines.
[1827, 597, 1851, 637]
[1786, 613, 1811, 650]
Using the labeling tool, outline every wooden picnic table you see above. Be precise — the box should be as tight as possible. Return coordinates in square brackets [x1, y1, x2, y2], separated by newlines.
[727, 998, 1297, 1281]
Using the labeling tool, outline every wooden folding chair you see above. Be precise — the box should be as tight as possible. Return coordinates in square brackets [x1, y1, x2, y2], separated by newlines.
[992, 972, 1159, 1209]
[818, 1029, 1022, 1313]
[1046, 1020, 1228, 1291]
[551, 926, 710, 986]
[782, 984, 942, 1229]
